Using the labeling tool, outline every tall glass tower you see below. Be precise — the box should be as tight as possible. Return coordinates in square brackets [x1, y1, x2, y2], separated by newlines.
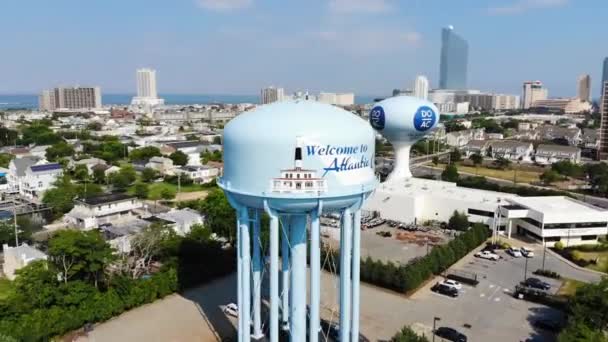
[602, 57, 608, 99]
[439, 26, 469, 89]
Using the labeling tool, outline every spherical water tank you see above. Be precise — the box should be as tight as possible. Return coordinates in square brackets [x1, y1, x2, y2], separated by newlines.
[219, 100, 376, 212]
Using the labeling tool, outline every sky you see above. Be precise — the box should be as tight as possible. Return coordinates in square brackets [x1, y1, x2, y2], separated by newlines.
[0, 0, 606, 98]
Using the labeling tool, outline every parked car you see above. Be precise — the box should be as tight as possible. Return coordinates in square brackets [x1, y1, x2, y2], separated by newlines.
[533, 318, 561, 332]
[431, 283, 459, 298]
[520, 247, 535, 258]
[507, 247, 523, 257]
[441, 279, 463, 291]
[523, 277, 551, 291]
[434, 327, 468, 342]
[474, 250, 500, 261]
[223, 303, 238, 317]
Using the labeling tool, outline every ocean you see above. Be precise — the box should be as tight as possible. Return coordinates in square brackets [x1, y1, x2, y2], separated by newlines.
[0, 94, 378, 110]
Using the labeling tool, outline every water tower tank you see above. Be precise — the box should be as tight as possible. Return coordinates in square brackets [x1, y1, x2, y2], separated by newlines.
[219, 100, 377, 342]
[369, 96, 439, 180]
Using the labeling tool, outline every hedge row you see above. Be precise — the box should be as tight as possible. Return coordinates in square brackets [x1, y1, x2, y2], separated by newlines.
[457, 176, 572, 197]
[322, 224, 490, 293]
[0, 270, 178, 341]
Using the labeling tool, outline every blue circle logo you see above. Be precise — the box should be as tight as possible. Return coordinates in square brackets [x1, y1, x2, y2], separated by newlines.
[413, 106, 436, 132]
[369, 106, 385, 130]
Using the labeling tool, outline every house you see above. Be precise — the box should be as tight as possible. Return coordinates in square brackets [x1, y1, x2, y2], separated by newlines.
[581, 129, 598, 149]
[8, 157, 63, 199]
[100, 217, 151, 253]
[175, 165, 220, 184]
[535, 125, 581, 146]
[90, 164, 120, 180]
[2, 243, 47, 280]
[157, 208, 205, 235]
[145, 156, 174, 175]
[64, 193, 143, 230]
[29, 145, 51, 159]
[462, 140, 489, 157]
[445, 128, 485, 148]
[535, 144, 581, 165]
[488, 141, 533, 162]
[485, 133, 504, 140]
[162, 141, 223, 166]
[72, 158, 107, 174]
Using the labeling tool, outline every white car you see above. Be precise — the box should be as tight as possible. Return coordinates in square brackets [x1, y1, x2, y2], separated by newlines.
[475, 250, 500, 261]
[507, 247, 523, 257]
[521, 247, 535, 258]
[441, 279, 463, 291]
[224, 303, 238, 317]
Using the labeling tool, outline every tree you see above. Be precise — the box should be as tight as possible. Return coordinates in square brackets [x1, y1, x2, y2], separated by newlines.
[160, 188, 176, 202]
[93, 167, 106, 184]
[540, 170, 561, 184]
[12, 260, 58, 309]
[72, 164, 89, 182]
[493, 157, 511, 170]
[110, 165, 137, 189]
[0, 221, 16, 246]
[199, 188, 237, 242]
[116, 223, 175, 279]
[48, 230, 115, 287]
[141, 167, 159, 183]
[18, 120, 61, 145]
[42, 175, 78, 218]
[134, 182, 149, 199]
[86, 122, 103, 131]
[469, 153, 483, 175]
[46, 141, 75, 162]
[441, 164, 459, 182]
[552, 160, 583, 178]
[432, 156, 439, 166]
[449, 149, 462, 163]
[129, 146, 161, 162]
[200, 150, 222, 164]
[169, 151, 189, 166]
[448, 211, 469, 231]
[0, 153, 14, 168]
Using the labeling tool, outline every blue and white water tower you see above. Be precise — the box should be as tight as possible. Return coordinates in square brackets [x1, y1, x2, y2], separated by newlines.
[219, 100, 377, 342]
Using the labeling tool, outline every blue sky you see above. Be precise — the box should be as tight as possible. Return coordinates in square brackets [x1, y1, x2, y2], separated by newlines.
[0, 0, 606, 98]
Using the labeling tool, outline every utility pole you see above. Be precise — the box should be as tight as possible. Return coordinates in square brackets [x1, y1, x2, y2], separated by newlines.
[432, 317, 441, 342]
[13, 201, 18, 246]
[542, 243, 547, 271]
[524, 256, 529, 282]
[177, 173, 181, 194]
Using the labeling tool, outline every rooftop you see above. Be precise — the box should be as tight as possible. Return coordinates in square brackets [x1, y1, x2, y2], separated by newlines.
[510, 196, 605, 215]
[79, 193, 135, 206]
[30, 163, 62, 173]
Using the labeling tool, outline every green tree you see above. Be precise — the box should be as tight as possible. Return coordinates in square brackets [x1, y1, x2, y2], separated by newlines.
[42, 175, 78, 218]
[12, 260, 58, 309]
[540, 170, 561, 184]
[0, 221, 16, 246]
[169, 151, 189, 166]
[448, 210, 469, 231]
[0, 153, 14, 168]
[552, 160, 584, 178]
[199, 188, 237, 242]
[441, 164, 459, 182]
[93, 167, 106, 184]
[493, 157, 511, 170]
[110, 165, 137, 189]
[72, 164, 89, 182]
[160, 188, 176, 202]
[46, 141, 75, 162]
[129, 146, 161, 162]
[469, 153, 483, 175]
[134, 182, 149, 199]
[86, 122, 103, 131]
[449, 149, 462, 163]
[48, 230, 115, 287]
[558, 320, 607, 342]
[141, 167, 159, 183]
[18, 120, 61, 145]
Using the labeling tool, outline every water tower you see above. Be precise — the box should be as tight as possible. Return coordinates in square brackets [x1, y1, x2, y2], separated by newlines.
[369, 96, 439, 180]
[219, 100, 377, 342]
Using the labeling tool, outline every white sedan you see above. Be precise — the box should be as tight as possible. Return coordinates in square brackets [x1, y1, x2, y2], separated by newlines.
[223, 303, 238, 317]
[507, 247, 523, 257]
[441, 279, 463, 290]
[475, 250, 500, 261]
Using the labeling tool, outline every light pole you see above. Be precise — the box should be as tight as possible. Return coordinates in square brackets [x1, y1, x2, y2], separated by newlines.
[523, 256, 529, 282]
[432, 317, 441, 342]
[542, 243, 547, 271]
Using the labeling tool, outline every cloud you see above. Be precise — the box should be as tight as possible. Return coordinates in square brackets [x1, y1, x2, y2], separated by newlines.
[488, 0, 568, 15]
[196, 0, 252, 11]
[328, 0, 393, 14]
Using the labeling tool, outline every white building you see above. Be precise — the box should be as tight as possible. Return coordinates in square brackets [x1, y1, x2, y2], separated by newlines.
[522, 81, 548, 109]
[8, 157, 63, 199]
[39, 86, 102, 111]
[488, 140, 533, 162]
[131, 68, 165, 107]
[145, 156, 174, 175]
[534, 144, 581, 165]
[175, 165, 220, 184]
[2, 243, 47, 280]
[445, 128, 485, 147]
[64, 193, 143, 230]
[261, 86, 285, 104]
[318, 92, 355, 106]
[413, 75, 429, 100]
[492, 94, 521, 110]
[157, 208, 205, 235]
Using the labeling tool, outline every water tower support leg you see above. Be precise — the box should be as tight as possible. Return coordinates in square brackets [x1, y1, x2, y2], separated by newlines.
[351, 209, 361, 342]
[264, 202, 279, 342]
[310, 201, 323, 342]
[240, 207, 251, 342]
[289, 214, 308, 342]
[252, 210, 263, 339]
[280, 216, 290, 330]
[340, 208, 352, 342]
[237, 215, 243, 341]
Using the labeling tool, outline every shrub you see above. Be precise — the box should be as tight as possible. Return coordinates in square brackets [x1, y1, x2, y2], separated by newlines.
[391, 326, 430, 342]
[533, 269, 561, 279]
[554, 241, 565, 250]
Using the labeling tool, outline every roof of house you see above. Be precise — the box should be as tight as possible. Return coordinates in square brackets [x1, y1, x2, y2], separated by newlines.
[79, 193, 135, 206]
[3, 243, 47, 261]
[166, 140, 207, 149]
[30, 163, 62, 173]
[464, 140, 488, 149]
[91, 163, 111, 172]
[75, 158, 107, 166]
[489, 140, 531, 150]
[157, 208, 204, 226]
[11, 156, 41, 177]
[536, 144, 580, 154]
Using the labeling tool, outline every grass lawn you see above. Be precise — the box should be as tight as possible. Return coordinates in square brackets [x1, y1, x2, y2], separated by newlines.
[456, 165, 541, 184]
[128, 181, 208, 200]
[0, 278, 12, 300]
[576, 250, 608, 273]
[557, 278, 586, 297]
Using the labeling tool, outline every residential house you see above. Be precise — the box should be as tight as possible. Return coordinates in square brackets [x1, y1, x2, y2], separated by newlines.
[145, 156, 175, 175]
[8, 157, 63, 199]
[175, 165, 220, 184]
[488, 141, 533, 162]
[581, 129, 598, 149]
[2, 243, 47, 280]
[162, 141, 223, 166]
[100, 218, 151, 253]
[535, 144, 581, 165]
[445, 128, 485, 148]
[157, 208, 205, 235]
[462, 140, 489, 157]
[72, 157, 107, 174]
[64, 193, 143, 230]
[29, 145, 51, 159]
[485, 133, 504, 140]
[535, 125, 581, 146]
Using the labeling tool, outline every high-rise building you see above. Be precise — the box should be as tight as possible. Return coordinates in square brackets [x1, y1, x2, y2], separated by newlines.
[318, 92, 355, 106]
[413, 75, 429, 100]
[522, 81, 548, 109]
[602, 58, 608, 101]
[131, 68, 164, 107]
[40, 86, 101, 110]
[599, 81, 608, 160]
[439, 26, 468, 89]
[260, 86, 285, 104]
[577, 74, 591, 102]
